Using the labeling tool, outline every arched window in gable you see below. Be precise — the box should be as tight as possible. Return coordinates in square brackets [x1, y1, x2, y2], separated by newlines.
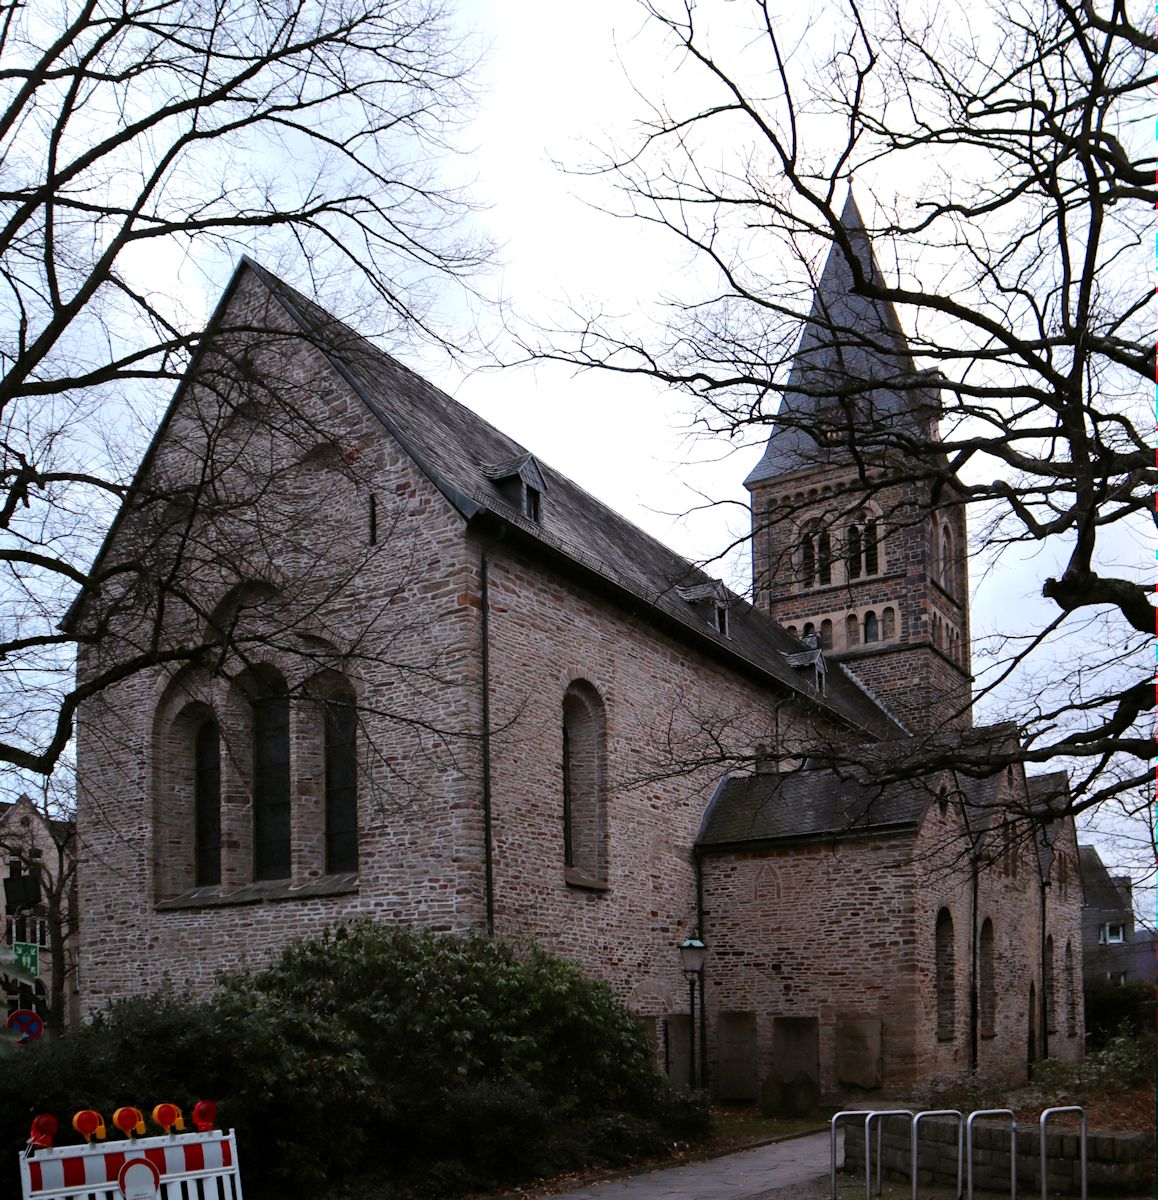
[979, 918, 995, 1037]
[194, 719, 222, 887]
[818, 529, 833, 585]
[863, 517, 879, 575]
[940, 523, 955, 594]
[936, 907, 955, 1040]
[845, 613, 860, 648]
[863, 610, 879, 644]
[1044, 934, 1056, 1034]
[1064, 942, 1077, 1036]
[799, 531, 816, 588]
[563, 681, 608, 884]
[247, 667, 291, 881]
[324, 691, 359, 874]
[820, 619, 833, 650]
[881, 606, 896, 640]
[846, 524, 863, 580]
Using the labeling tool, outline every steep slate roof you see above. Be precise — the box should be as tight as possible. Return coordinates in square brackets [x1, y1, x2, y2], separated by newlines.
[1079, 845, 1132, 913]
[696, 767, 932, 850]
[248, 261, 901, 740]
[745, 193, 939, 487]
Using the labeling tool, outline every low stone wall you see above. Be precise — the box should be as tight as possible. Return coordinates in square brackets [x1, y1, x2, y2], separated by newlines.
[843, 1115, 1152, 1196]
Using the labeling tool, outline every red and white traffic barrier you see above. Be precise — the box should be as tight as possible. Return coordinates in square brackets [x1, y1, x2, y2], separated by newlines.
[20, 1128, 242, 1200]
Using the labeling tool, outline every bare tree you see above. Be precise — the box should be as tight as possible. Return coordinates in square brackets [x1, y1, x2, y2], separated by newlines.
[525, 0, 1155, 819]
[0, 0, 488, 787]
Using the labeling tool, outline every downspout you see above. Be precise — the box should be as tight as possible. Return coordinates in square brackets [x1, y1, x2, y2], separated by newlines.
[1039, 875, 1049, 1061]
[694, 848, 708, 1090]
[969, 850, 979, 1072]
[479, 530, 505, 936]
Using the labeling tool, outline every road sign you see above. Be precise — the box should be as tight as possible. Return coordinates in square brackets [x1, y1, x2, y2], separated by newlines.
[6, 1009, 43, 1040]
[13, 941, 38, 976]
[117, 1158, 161, 1200]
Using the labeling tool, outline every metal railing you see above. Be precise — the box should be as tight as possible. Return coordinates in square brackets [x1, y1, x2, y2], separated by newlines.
[912, 1109, 963, 1200]
[831, 1104, 1085, 1199]
[966, 1109, 1016, 1200]
[1039, 1107, 1086, 1200]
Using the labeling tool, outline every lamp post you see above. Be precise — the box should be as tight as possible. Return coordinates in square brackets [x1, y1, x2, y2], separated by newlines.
[679, 931, 706, 1091]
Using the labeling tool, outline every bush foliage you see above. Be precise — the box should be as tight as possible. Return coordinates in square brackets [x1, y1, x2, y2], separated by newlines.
[0, 923, 707, 1198]
[1084, 979, 1155, 1047]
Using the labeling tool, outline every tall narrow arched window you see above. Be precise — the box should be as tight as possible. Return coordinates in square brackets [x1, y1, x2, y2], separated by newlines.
[863, 518, 879, 574]
[818, 530, 833, 585]
[324, 692, 359, 874]
[846, 524, 863, 580]
[882, 606, 896, 640]
[1044, 935, 1056, 1035]
[193, 719, 222, 886]
[940, 524, 954, 592]
[251, 671, 291, 881]
[979, 918, 995, 1037]
[799, 532, 816, 588]
[1064, 942, 1076, 1036]
[863, 610, 879, 644]
[936, 907, 955, 1040]
[845, 613, 860, 648]
[820, 619, 833, 650]
[562, 681, 608, 884]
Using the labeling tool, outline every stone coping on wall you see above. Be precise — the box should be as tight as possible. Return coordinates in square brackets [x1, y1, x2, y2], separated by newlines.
[844, 1114, 1151, 1196]
[155, 873, 358, 910]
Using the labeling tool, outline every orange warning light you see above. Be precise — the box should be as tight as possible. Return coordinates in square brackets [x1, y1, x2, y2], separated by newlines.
[151, 1103, 184, 1133]
[72, 1110, 106, 1142]
[112, 1106, 145, 1136]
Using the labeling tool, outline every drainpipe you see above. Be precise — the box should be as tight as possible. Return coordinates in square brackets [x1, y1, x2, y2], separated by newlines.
[694, 848, 708, 1090]
[1039, 875, 1049, 1061]
[479, 531, 505, 936]
[969, 851, 979, 1072]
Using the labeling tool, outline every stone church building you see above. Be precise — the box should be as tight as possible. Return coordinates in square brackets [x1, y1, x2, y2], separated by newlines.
[73, 197, 1083, 1102]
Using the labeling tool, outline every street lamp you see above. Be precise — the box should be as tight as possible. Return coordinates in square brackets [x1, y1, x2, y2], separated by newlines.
[679, 931, 706, 1090]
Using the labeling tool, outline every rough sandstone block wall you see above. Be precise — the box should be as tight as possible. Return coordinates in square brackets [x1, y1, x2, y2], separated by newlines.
[699, 835, 921, 1101]
[75, 271, 486, 1004]
[479, 537, 833, 1015]
[750, 470, 972, 732]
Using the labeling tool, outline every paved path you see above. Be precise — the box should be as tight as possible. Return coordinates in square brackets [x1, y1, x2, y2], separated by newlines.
[551, 1131, 834, 1199]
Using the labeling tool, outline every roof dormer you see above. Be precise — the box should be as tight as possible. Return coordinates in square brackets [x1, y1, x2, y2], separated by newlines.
[677, 579, 731, 637]
[483, 454, 547, 523]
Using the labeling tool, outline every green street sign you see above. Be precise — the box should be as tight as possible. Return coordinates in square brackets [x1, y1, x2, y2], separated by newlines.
[13, 942, 38, 978]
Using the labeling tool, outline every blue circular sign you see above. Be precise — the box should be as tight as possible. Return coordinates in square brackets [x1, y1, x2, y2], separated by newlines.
[7, 1008, 43, 1039]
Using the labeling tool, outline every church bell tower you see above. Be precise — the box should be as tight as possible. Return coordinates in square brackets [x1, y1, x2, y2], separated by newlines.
[745, 194, 972, 733]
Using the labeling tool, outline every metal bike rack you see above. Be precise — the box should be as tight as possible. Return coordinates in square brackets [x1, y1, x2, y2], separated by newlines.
[865, 1109, 914, 1199]
[830, 1109, 875, 1200]
[966, 1109, 1016, 1200]
[912, 1109, 963, 1200]
[1039, 1107, 1086, 1200]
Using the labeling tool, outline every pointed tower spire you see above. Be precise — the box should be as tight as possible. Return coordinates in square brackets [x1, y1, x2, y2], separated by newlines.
[744, 192, 973, 734]
[745, 191, 936, 489]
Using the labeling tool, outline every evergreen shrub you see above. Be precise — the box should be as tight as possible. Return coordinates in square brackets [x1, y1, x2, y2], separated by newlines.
[1, 922, 708, 1198]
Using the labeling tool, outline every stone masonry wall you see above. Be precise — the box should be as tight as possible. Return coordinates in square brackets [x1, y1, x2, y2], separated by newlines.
[480, 537, 838, 1018]
[75, 269, 487, 1005]
[749, 467, 972, 733]
[909, 773, 1084, 1090]
[699, 835, 921, 1102]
